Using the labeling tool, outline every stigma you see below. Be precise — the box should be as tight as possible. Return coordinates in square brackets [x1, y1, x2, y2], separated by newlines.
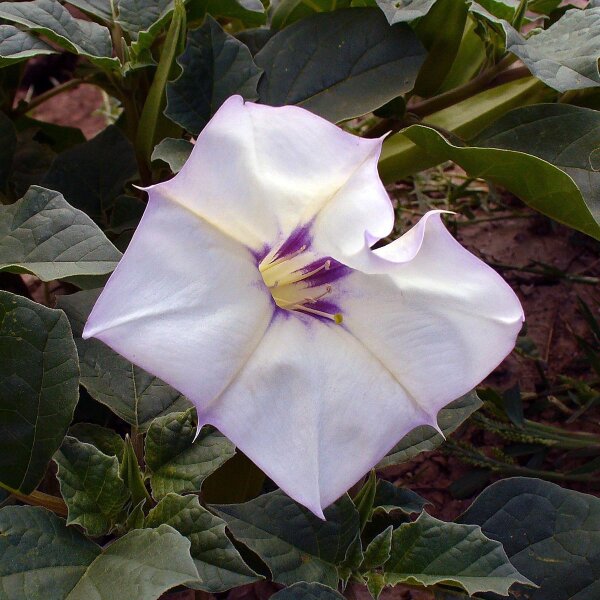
[258, 242, 345, 323]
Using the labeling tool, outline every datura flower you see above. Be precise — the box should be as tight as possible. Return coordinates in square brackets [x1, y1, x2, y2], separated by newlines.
[84, 95, 523, 518]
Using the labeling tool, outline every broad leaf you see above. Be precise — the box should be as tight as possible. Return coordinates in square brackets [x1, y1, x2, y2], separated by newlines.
[213, 490, 360, 587]
[65, 525, 199, 598]
[0, 0, 117, 69]
[55, 436, 130, 537]
[0, 291, 79, 494]
[270, 0, 350, 30]
[373, 480, 430, 515]
[255, 8, 426, 123]
[145, 409, 236, 499]
[0, 506, 101, 600]
[116, 0, 173, 41]
[459, 477, 600, 599]
[165, 16, 262, 135]
[505, 7, 600, 92]
[0, 24, 56, 67]
[190, 0, 267, 27]
[474, 103, 600, 227]
[65, 0, 114, 22]
[57, 289, 191, 429]
[68, 423, 125, 460]
[42, 126, 138, 222]
[375, 0, 438, 23]
[382, 512, 531, 595]
[0, 186, 121, 281]
[146, 493, 261, 592]
[378, 392, 482, 468]
[151, 137, 193, 173]
[401, 124, 600, 240]
[270, 582, 346, 599]
[361, 525, 393, 570]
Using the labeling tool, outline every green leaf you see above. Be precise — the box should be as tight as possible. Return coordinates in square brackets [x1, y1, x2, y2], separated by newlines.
[378, 392, 482, 468]
[165, 15, 262, 135]
[117, 0, 173, 44]
[271, 582, 346, 599]
[0, 24, 56, 67]
[42, 126, 138, 223]
[65, 0, 114, 22]
[361, 525, 393, 570]
[505, 7, 600, 93]
[120, 436, 151, 507]
[57, 289, 191, 430]
[0, 0, 118, 69]
[352, 470, 377, 530]
[0, 110, 16, 190]
[212, 490, 360, 587]
[54, 436, 130, 537]
[382, 512, 532, 595]
[0, 186, 122, 281]
[151, 137, 193, 173]
[270, 0, 350, 30]
[0, 291, 79, 494]
[145, 408, 236, 499]
[65, 525, 199, 599]
[146, 493, 261, 592]
[474, 103, 600, 229]
[401, 124, 600, 240]
[375, 0, 438, 23]
[0, 506, 101, 600]
[68, 423, 125, 460]
[372, 480, 430, 515]
[459, 477, 600, 599]
[255, 8, 426, 123]
[189, 0, 267, 27]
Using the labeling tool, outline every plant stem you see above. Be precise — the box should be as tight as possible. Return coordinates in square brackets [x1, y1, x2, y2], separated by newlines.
[14, 78, 86, 116]
[2, 486, 68, 517]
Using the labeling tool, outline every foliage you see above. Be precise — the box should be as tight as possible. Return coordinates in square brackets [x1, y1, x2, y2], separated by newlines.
[0, 0, 599, 598]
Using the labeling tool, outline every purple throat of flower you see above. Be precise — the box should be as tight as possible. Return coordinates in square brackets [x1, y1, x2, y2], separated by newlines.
[257, 226, 350, 324]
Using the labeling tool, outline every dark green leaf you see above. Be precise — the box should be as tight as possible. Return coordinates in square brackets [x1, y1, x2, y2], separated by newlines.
[0, 111, 16, 189]
[382, 512, 531, 595]
[474, 103, 600, 230]
[459, 477, 600, 599]
[146, 493, 261, 592]
[0, 291, 79, 494]
[68, 423, 125, 460]
[42, 126, 138, 222]
[256, 8, 426, 123]
[353, 470, 377, 530]
[361, 525, 393, 570]
[505, 7, 600, 93]
[378, 392, 482, 468]
[55, 436, 130, 537]
[14, 116, 86, 153]
[65, 0, 114, 22]
[402, 123, 600, 240]
[65, 525, 199, 598]
[0, 0, 117, 69]
[270, 0, 350, 30]
[10, 129, 55, 198]
[151, 137, 193, 173]
[190, 0, 267, 27]
[0, 24, 56, 67]
[373, 480, 430, 515]
[119, 436, 151, 508]
[375, 0, 438, 23]
[116, 0, 173, 43]
[57, 289, 191, 429]
[271, 582, 346, 599]
[0, 186, 122, 281]
[107, 195, 146, 233]
[165, 16, 262, 135]
[236, 27, 276, 55]
[213, 490, 360, 587]
[145, 408, 236, 499]
[0, 506, 101, 600]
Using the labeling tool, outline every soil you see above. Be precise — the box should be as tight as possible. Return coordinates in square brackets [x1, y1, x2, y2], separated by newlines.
[24, 86, 600, 600]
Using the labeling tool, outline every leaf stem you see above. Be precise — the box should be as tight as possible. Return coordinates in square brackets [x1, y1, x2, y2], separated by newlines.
[1, 484, 68, 517]
[14, 78, 87, 116]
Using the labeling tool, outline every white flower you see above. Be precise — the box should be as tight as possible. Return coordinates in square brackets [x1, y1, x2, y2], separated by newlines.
[84, 96, 523, 517]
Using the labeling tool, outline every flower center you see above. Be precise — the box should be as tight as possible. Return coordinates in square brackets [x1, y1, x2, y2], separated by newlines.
[258, 244, 343, 324]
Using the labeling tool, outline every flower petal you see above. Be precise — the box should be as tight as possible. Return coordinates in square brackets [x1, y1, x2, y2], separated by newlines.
[150, 96, 386, 251]
[200, 313, 432, 517]
[83, 196, 274, 404]
[336, 212, 524, 417]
